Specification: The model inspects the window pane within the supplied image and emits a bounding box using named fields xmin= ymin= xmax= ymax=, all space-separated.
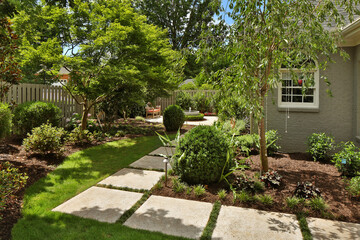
xmin=292 ymin=96 xmax=302 ymax=102
xmin=304 ymin=96 xmax=314 ymax=103
xmin=293 ymin=88 xmax=302 ymax=95
xmin=282 ymin=96 xmax=291 ymax=102
xmin=282 ymin=80 xmax=292 ymax=87
xmin=305 ymin=89 xmax=314 ymax=95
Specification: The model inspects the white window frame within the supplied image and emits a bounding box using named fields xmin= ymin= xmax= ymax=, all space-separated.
xmin=278 ymin=68 xmax=319 ymax=110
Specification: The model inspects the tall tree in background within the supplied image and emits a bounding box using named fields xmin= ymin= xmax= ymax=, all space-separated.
xmin=0 ymin=0 xmax=21 ymax=101
xmin=200 ymin=0 xmax=360 ymax=172
xmin=14 ymin=0 xmax=183 ymax=130
xmin=134 ymin=0 xmax=221 ymax=79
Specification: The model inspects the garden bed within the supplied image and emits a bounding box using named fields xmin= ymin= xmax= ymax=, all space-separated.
xmin=0 ymin=119 xmax=193 ymax=240
xmin=152 ymin=152 xmax=360 ymax=224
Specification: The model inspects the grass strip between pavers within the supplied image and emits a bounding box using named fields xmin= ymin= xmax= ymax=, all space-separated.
xmin=11 ymin=135 xmax=190 ymax=240
xmin=200 ymin=200 xmax=222 ymax=240
xmin=117 ymin=191 xmax=151 ymax=224
xmin=128 ymin=166 xmax=165 ymax=172
xmin=96 ymin=184 xmax=147 ymax=193
xmin=297 ymin=212 xmax=313 ymax=240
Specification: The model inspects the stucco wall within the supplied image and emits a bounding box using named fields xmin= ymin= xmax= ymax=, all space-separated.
xmin=266 ymin=47 xmax=355 ymax=152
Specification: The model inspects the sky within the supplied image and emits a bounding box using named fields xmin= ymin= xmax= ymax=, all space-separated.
xmin=221 ymin=0 xmax=234 ymax=25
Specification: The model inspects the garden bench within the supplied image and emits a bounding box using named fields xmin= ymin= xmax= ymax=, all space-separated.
xmin=146 ymin=105 xmax=161 ymax=118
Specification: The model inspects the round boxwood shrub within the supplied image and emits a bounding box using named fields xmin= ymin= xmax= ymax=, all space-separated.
xmin=171 ymin=125 xmax=231 ymax=184
xmin=13 ymin=101 xmax=62 ymax=134
xmin=0 ymin=103 xmax=12 ymax=139
xmin=184 ymin=113 xmax=204 ymax=121
xmin=163 ymin=105 xmax=185 ymax=132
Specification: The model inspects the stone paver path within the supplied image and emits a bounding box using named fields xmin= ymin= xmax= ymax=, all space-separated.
xmin=124 ymin=195 xmax=213 ymax=239
xmin=148 ymin=146 xmax=175 ymax=157
xmin=307 ymin=217 xmax=360 ymax=240
xmin=98 ymin=168 xmax=164 ymax=190
xmin=52 ymin=186 xmax=143 ymax=223
xmin=129 ymin=155 xmax=172 ymax=170
xmin=212 ymin=206 xmax=302 ymax=240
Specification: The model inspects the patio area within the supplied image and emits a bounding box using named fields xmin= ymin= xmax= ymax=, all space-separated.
xmin=145 ymin=116 xmax=218 ymax=126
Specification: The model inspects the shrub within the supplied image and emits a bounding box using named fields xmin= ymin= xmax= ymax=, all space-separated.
xmin=194 ymin=184 xmax=206 ymax=197
xmin=65 ymin=113 xmax=99 ymax=132
xmin=23 ymin=123 xmax=67 ymax=155
xmin=0 ymin=103 xmax=12 ymax=139
xmin=217 ymin=189 xmax=227 ymax=200
xmin=193 ymin=92 xmax=210 ymax=113
xmin=332 ymin=142 xmax=360 ymax=177
xmin=286 ymin=196 xmax=305 ymax=209
xmin=234 ymin=134 xmax=257 ymax=155
xmin=347 ymin=176 xmax=360 ymax=197
xmin=184 ymin=113 xmax=204 ymax=121
xmin=175 ymin=91 xmax=194 ymax=110
xmin=307 ymin=133 xmax=334 ymax=162
xmin=13 ymin=101 xmax=62 ymax=134
xmin=0 ymin=162 xmax=28 ymax=215
xmin=67 ymin=126 xmax=94 ymax=145
xmin=260 ymin=170 xmax=282 ymax=188
xmin=171 ymin=125 xmax=231 ymax=184
xmin=265 ymin=130 xmax=281 ymax=155
xmin=233 ymin=175 xmax=264 ymax=193
xmin=308 ymin=197 xmax=328 ymax=212
xmin=163 ymin=105 xmax=185 ymax=132
xmin=217 ymin=119 xmax=246 ymax=136
xmin=294 ymin=182 xmax=321 ymax=199
xmin=135 ymin=116 xmax=145 ymax=122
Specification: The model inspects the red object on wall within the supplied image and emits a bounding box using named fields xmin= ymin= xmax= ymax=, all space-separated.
xmin=298 ymin=79 xmax=303 ymax=86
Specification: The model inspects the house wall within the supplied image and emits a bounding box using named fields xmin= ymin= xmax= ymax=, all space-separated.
xmin=266 ymin=47 xmax=356 ymax=152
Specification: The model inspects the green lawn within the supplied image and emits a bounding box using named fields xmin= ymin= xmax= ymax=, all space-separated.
xmin=12 ymin=135 xmax=188 ymax=240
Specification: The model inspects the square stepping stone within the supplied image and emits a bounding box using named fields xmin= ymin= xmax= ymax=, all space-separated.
xmin=98 ymin=168 xmax=164 ymax=190
xmin=212 ymin=206 xmax=302 ymax=240
xmin=124 ymin=195 xmax=213 ymax=239
xmin=148 ymin=147 xmax=175 ymax=157
xmin=129 ymin=155 xmax=172 ymax=171
xmin=52 ymin=186 xmax=143 ymax=223
xmin=307 ymin=217 xmax=360 ymax=240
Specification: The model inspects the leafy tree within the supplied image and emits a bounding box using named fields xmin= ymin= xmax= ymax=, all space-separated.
xmin=200 ymin=0 xmax=360 ymax=172
xmin=0 ymin=0 xmax=21 ymax=101
xmin=14 ymin=0 xmax=183 ymax=130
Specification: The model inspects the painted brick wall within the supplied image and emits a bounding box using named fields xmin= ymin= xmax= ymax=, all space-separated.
xmin=266 ymin=47 xmax=355 ymax=152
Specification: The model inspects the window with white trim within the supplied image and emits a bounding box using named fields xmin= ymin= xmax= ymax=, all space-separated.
xmin=278 ymin=68 xmax=319 ymax=109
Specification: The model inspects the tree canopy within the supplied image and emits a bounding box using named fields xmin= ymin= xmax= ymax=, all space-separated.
xmin=200 ymin=0 xmax=360 ymax=172
xmin=14 ymin=0 xmax=183 ymax=129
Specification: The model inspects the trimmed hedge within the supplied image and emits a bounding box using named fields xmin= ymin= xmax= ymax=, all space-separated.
xmin=13 ymin=101 xmax=62 ymax=134
xmin=184 ymin=113 xmax=204 ymax=121
xmin=163 ymin=105 xmax=185 ymax=132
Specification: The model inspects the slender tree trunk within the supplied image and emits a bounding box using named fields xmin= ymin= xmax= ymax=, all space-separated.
xmin=258 ymin=96 xmax=268 ymax=173
xmin=81 ymin=100 xmax=89 ymax=131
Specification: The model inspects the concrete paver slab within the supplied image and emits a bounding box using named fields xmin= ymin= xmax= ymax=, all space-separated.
xmin=212 ymin=206 xmax=302 ymax=240
xmin=98 ymin=168 xmax=164 ymax=190
xmin=52 ymin=186 xmax=143 ymax=223
xmin=124 ymin=195 xmax=213 ymax=239
xmin=129 ymin=155 xmax=172 ymax=170
xmin=307 ymin=217 xmax=360 ymax=240
xmin=148 ymin=147 xmax=175 ymax=157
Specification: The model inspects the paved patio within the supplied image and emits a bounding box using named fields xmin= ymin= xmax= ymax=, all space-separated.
xmin=146 ymin=116 xmax=218 ymax=126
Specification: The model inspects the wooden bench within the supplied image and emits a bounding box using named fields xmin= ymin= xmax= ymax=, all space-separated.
xmin=146 ymin=105 xmax=161 ymax=118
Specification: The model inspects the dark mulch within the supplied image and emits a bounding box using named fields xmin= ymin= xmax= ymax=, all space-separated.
xmin=152 ymin=152 xmax=360 ymax=224
xmin=0 ymin=119 xmax=190 ymax=240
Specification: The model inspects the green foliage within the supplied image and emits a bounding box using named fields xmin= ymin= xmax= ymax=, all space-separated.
xmin=175 ymin=91 xmax=194 ymax=110
xmin=0 ymin=102 xmax=12 ymax=139
xmin=153 ymin=182 xmax=163 ymax=190
xmin=255 ymin=194 xmax=274 ymax=205
xmin=193 ymin=184 xmax=206 ymax=197
xmin=236 ymin=190 xmax=253 ymax=203
xmin=66 ymin=113 xmax=99 ymax=132
xmin=172 ymin=178 xmax=186 ymax=193
xmin=265 ymin=130 xmax=281 ymax=155
xmin=185 ymin=186 xmax=192 ymax=195
xmin=135 ymin=116 xmax=145 ymax=122
xmin=232 ymin=175 xmax=264 ymax=194
xmin=184 ymin=113 xmax=204 ymax=121
xmin=193 ymin=92 xmax=211 ymax=113
xmin=217 ymin=189 xmax=227 ymax=200
xmin=307 ymin=133 xmax=335 ymax=162
xmin=216 ymin=119 xmax=246 ymax=136
xmin=294 ymin=182 xmax=321 ymax=199
xmin=347 ymin=176 xmax=360 ymax=197
xmin=67 ymin=126 xmax=94 ymax=145
xmin=163 ymin=105 xmax=185 ymax=132
xmin=216 ymin=93 xmax=248 ymax=121
xmin=308 ymin=197 xmax=328 ymax=212
xmin=179 ymin=82 xmax=197 ymax=90
xmin=286 ymin=197 xmax=305 ymax=209
xmin=0 ymin=162 xmax=28 ymax=216
xmin=234 ymin=134 xmax=257 ymax=155
xmin=23 ymin=123 xmax=66 ymax=155
xmin=13 ymin=101 xmax=62 ymax=134
xmin=172 ymin=125 xmax=231 ymax=184
xmin=260 ymin=170 xmax=283 ymax=188
xmin=332 ymin=142 xmax=360 ymax=177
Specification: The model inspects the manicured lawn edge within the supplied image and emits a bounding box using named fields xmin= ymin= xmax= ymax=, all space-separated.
xmin=12 ymin=135 xmax=188 ymax=240
xmin=117 ymin=191 xmax=151 ymax=224
xmin=297 ymin=212 xmax=313 ymax=240
xmin=200 ymin=201 xmax=221 ymax=240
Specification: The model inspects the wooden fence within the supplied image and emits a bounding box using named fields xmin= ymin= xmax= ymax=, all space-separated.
xmin=154 ymin=90 xmax=218 ymax=111
xmin=2 ymin=83 xmax=92 ymax=127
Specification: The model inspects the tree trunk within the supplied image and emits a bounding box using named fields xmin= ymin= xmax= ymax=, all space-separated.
xmin=81 ymin=102 xmax=89 ymax=131
xmin=258 ymin=96 xmax=268 ymax=173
